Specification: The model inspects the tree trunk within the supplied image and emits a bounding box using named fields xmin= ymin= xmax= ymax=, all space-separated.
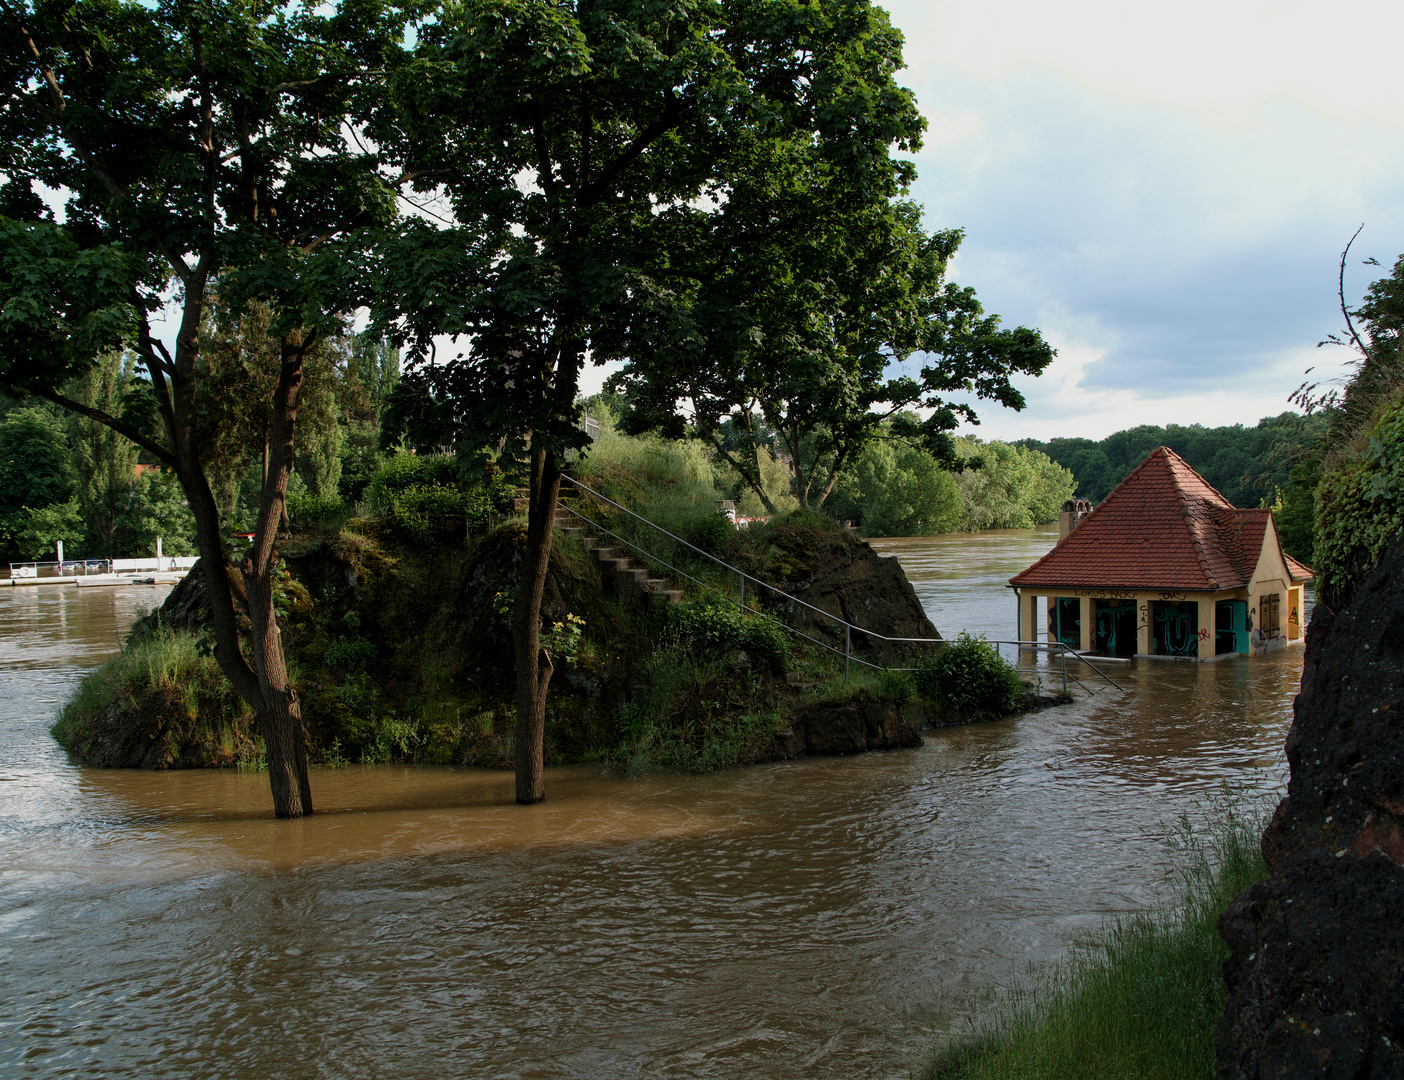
xmin=154 ymin=310 xmax=314 ymax=819
xmin=237 ymin=333 xmax=314 ymax=817
xmin=512 ymin=449 xmax=561 ymax=804
xmin=707 ymin=432 xmax=779 ymax=516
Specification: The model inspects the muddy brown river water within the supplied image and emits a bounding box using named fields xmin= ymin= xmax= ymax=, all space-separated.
xmin=0 ymin=527 xmax=1302 ymax=1079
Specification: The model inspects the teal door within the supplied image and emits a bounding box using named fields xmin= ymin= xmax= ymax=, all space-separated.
xmin=1153 ymin=601 xmax=1198 ymax=657
xmin=1216 ymin=600 xmax=1248 ymax=655
xmin=1052 ymin=598 xmax=1080 ymax=650
xmin=1094 ymin=599 xmax=1137 ymax=657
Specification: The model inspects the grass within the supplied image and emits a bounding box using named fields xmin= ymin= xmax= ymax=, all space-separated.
xmin=52 ymin=627 xmax=216 ymax=747
xmin=921 ymin=799 xmax=1270 ymax=1080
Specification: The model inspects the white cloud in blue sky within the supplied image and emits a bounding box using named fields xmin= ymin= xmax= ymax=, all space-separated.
xmin=882 ymin=0 xmax=1404 ymax=441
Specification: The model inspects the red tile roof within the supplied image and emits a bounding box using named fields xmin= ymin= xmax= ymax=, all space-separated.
xmin=1009 ymin=446 xmax=1313 ymax=591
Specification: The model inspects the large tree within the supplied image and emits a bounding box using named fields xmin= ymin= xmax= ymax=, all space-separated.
xmin=0 ymin=0 xmax=407 ymax=817
xmin=608 ymin=149 xmax=1055 ymax=513
xmin=373 ymin=0 xmax=925 ymax=803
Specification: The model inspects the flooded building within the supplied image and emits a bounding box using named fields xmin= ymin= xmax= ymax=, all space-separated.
xmin=1008 ymin=446 xmax=1312 ymax=659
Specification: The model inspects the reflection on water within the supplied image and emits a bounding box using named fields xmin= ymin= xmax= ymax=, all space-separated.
xmin=0 ymin=540 xmax=1299 ymax=1079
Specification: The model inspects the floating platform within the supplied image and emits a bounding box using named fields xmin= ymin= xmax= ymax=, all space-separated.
xmin=2 ymin=572 xmax=187 ymax=588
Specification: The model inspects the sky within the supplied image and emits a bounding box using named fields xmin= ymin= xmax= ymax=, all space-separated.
xmin=126 ymin=0 xmax=1404 ymax=446
xmin=869 ymin=0 xmax=1404 ymax=441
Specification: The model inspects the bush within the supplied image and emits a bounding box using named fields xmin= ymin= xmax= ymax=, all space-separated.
xmin=612 ymin=650 xmax=782 ymax=774
xmin=686 ymin=509 xmax=734 ymax=554
xmin=324 ymin=635 xmax=378 ymax=673
xmin=1313 ymin=399 xmax=1404 ymax=605
xmin=287 ymin=492 xmax=350 ymax=531
xmin=367 ymin=452 xmax=511 ymax=541
xmin=666 ymin=599 xmax=790 ymax=672
xmin=914 ymin=632 xmax=1024 ymax=716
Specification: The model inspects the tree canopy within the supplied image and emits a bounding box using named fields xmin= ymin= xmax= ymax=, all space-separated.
xmin=373 ymin=0 xmax=933 ymax=803
xmin=0 ymin=0 xmax=413 ymax=817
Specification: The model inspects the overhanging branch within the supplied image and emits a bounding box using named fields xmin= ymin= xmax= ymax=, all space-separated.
xmin=33 ymin=387 xmax=176 ymax=467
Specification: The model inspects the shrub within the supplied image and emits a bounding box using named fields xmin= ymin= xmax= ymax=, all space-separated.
xmin=287 ymin=492 xmax=351 ymax=531
xmin=666 ymin=599 xmax=790 ymax=672
xmin=367 ymin=452 xmax=512 ymax=541
xmin=913 ymin=632 xmax=1024 ymax=716
xmin=686 ymin=509 xmax=734 ymax=555
xmin=324 ymin=635 xmax=378 ymax=673
xmin=1313 ymin=399 xmax=1404 ymax=605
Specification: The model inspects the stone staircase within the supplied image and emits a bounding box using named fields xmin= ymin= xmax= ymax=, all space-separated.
xmin=556 ymin=499 xmax=683 ymax=608
xmin=512 ymin=489 xmax=683 ymax=609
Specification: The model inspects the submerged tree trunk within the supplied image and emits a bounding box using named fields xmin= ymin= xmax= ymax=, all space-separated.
xmin=152 ymin=307 xmax=315 ymax=818
xmin=512 ymin=449 xmax=561 ymax=804
xmin=238 ymin=333 xmax=314 ymax=816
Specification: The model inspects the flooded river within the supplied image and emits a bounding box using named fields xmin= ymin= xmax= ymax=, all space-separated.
xmin=0 ymin=530 xmax=1301 ymax=1079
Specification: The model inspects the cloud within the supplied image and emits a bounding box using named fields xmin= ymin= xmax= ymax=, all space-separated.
xmin=889 ymin=61 xmax=1404 ymax=441
xmin=886 ymin=0 xmax=1404 ymax=133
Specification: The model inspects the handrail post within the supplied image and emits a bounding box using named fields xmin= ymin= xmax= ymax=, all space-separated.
xmin=739 ymin=573 xmax=744 ymax=611
xmin=845 ymin=624 xmax=851 ymax=681
xmin=1062 ymin=647 xmax=1068 ymax=695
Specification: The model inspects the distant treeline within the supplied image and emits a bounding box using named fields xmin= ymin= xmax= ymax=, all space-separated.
xmin=1017 ymin=413 xmax=1327 ymax=509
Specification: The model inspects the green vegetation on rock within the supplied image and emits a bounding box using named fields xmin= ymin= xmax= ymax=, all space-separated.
xmin=913 ymin=633 xmax=1025 ymax=719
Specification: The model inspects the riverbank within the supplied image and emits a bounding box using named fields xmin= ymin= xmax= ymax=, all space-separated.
xmin=922 ymin=801 xmax=1270 ymax=1080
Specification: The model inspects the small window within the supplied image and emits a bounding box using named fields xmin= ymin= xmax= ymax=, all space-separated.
xmin=1260 ymin=593 xmax=1281 ymax=639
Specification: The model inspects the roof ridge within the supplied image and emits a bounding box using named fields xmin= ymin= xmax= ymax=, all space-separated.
xmin=1167 ymin=450 xmax=1224 ymax=589
xmin=1158 ymin=445 xmax=1237 ymax=509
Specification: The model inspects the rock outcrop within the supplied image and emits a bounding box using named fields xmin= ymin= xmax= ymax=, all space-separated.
xmin=773 ymin=699 xmax=925 ymax=757
xmin=743 ymin=518 xmax=938 ymax=664
xmin=1217 ymin=538 xmax=1404 ymax=1078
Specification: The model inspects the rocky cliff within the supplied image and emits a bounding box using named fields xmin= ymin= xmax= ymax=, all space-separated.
xmin=731 ymin=514 xmax=939 ymax=664
xmin=1217 ymin=538 xmax=1404 ymax=1078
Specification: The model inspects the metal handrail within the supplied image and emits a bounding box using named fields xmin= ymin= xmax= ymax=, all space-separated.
xmin=559 ymin=476 xmax=1124 ymax=692
xmin=560 ymin=500 xmax=888 ymax=673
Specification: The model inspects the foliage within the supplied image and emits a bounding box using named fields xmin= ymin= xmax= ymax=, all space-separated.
xmin=572 ymin=424 xmax=741 ymax=566
xmin=610 ymin=167 xmax=1055 ymax=513
xmin=830 ymin=436 xmax=964 ymax=535
xmin=0 ymin=0 xmax=414 ymax=815
xmin=613 ymin=651 xmax=782 ymax=775
xmin=1021 ymin=413 xmax=1324 ymax=509
xmin=1312 ymin=400 xmax=1404 ymax=605
xmin=922 ymin=802 xmax=1270 ymax=1080
xmin=1273 ymin=243 xmax=1404 ymax=581
xmin=541 ymin=613 xmax=586 ymax=665
xmin=914 ymin=633 xmax=1024 ymax=717
xmin=666 ymin=599 xmax=791 ymax=673
xmin=324 ymin=635 xmax=379 ymax=673
xmin=17 ymin=497 xmax=82 ymax=560
xmin=198 ymin=300 xmax=354 ymax=519
xmin=952 ymin=438 xmax=1076 ymax=531
xmin=51 ymin=626 xmax=251 ymax=761
xmin=367 ymin=452 xmax=512 ymax=541
xmin=0 ymin=405 xmax=74 ymax=557
xmin=287 ymin=492 xmax=352 ymax=532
